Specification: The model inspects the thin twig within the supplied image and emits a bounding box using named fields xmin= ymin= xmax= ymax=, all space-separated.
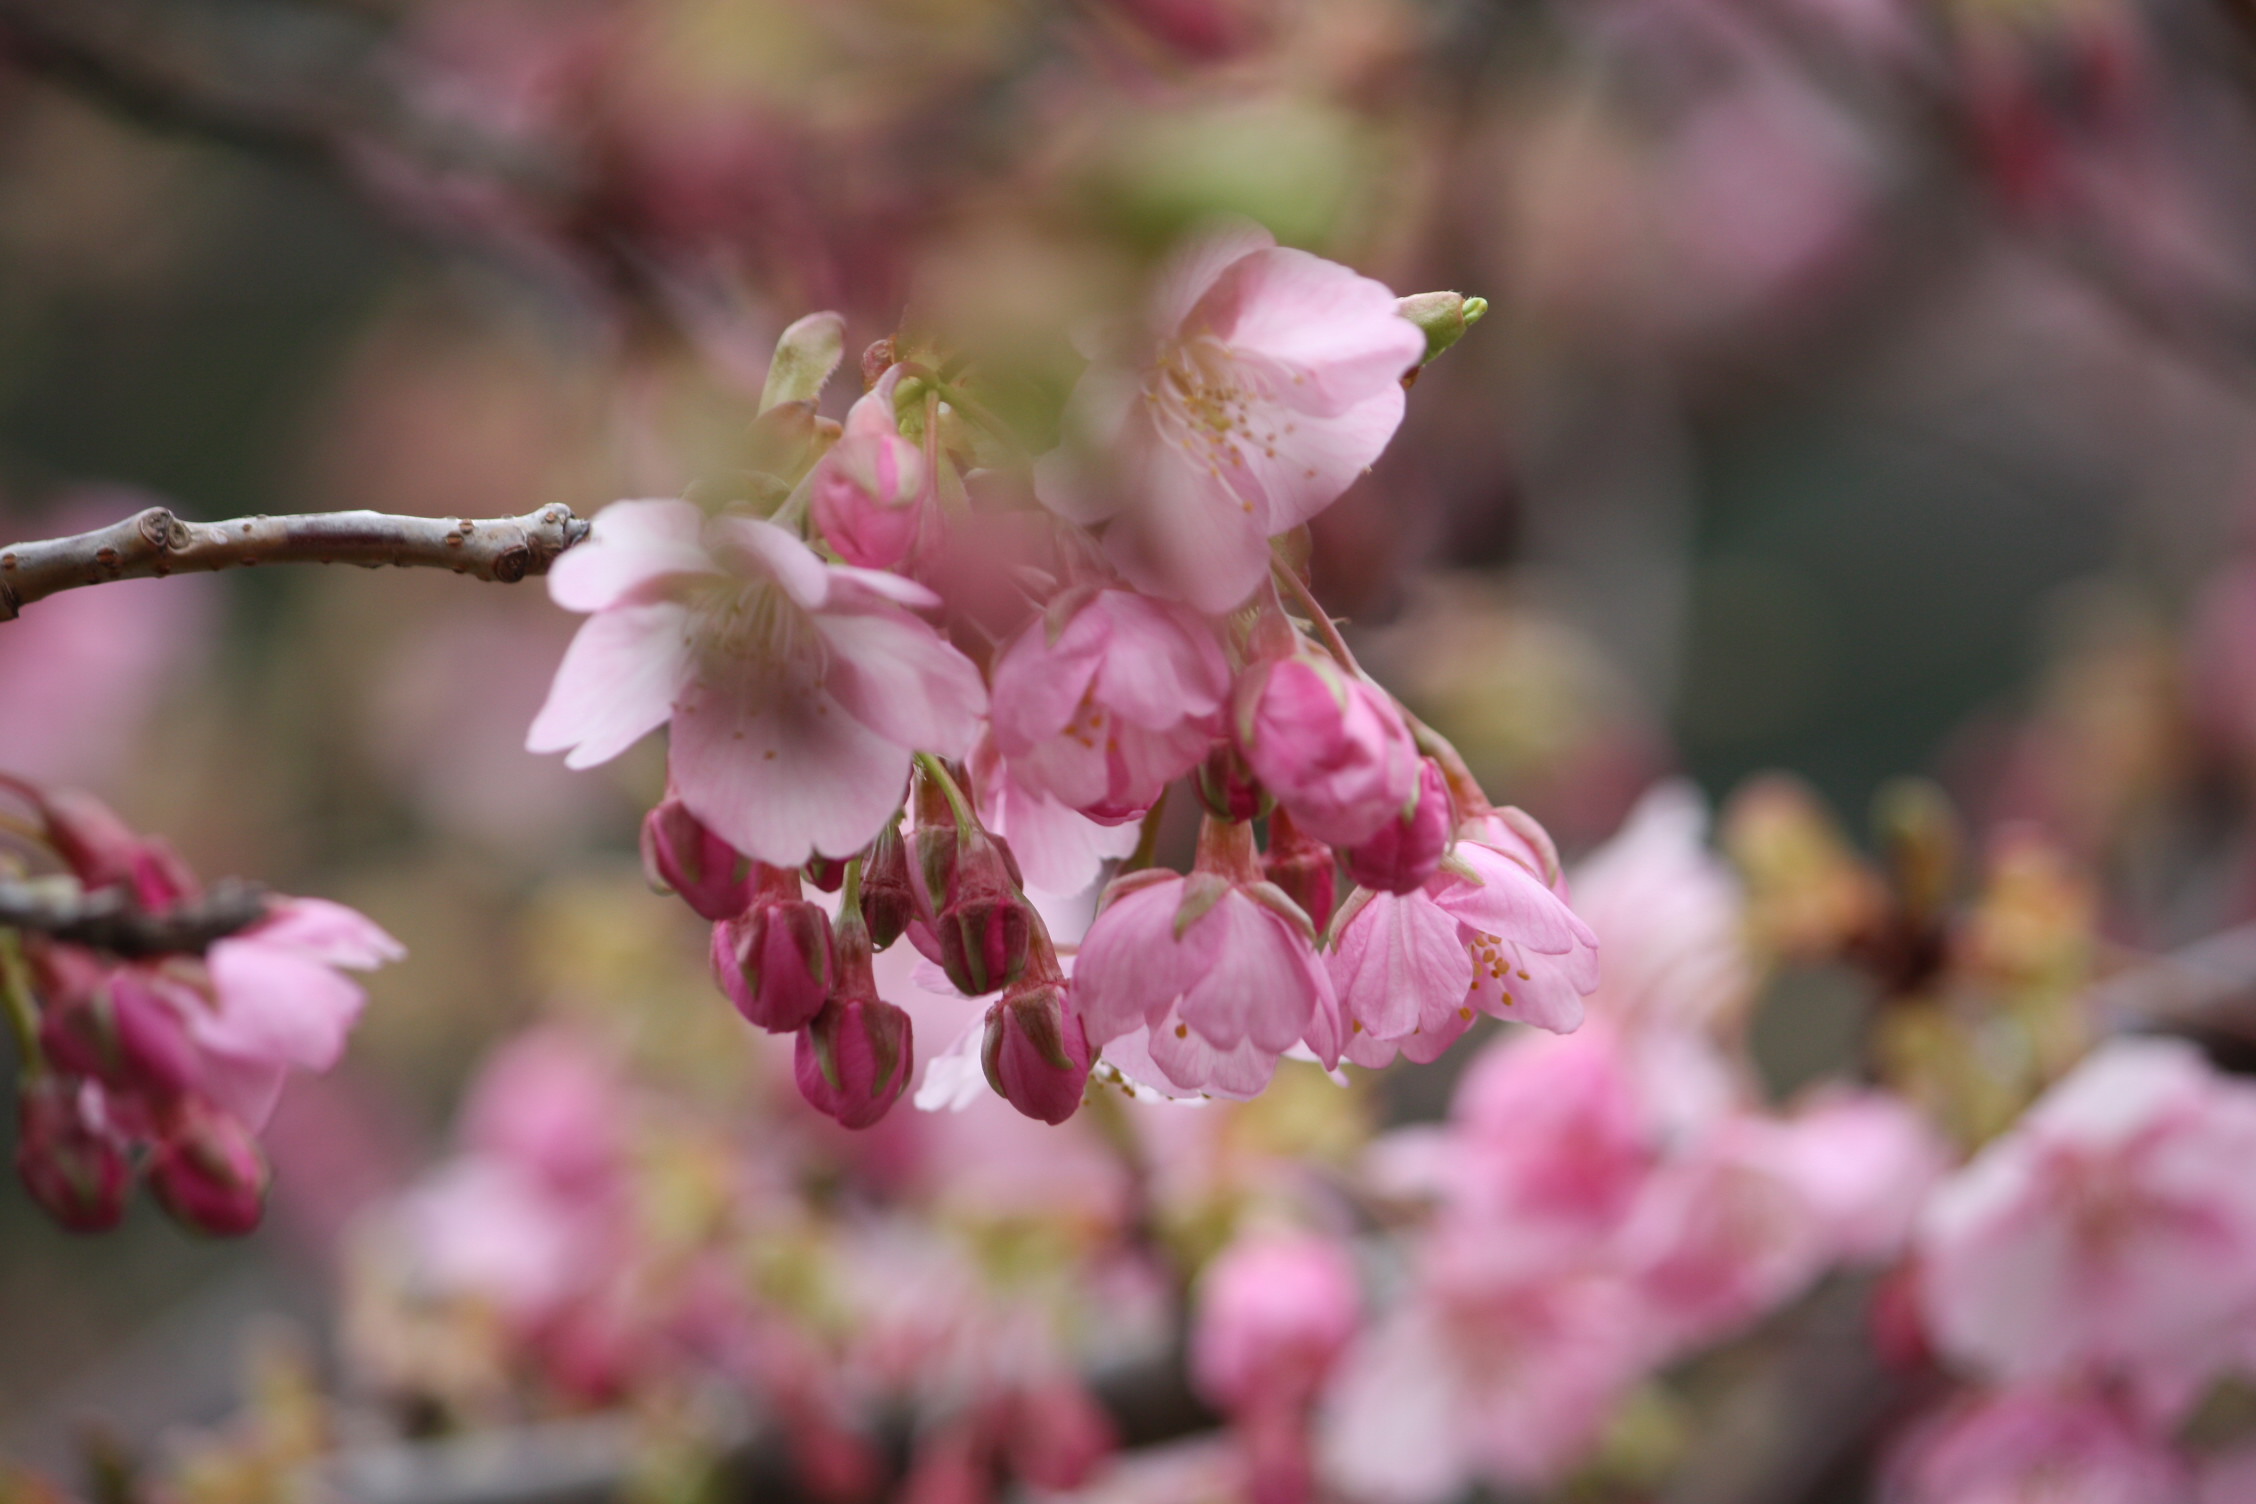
xmin=0 ymin=504 xmax=591 ymax=619
xmin=0 ymin=877 xmax=270 ymax=957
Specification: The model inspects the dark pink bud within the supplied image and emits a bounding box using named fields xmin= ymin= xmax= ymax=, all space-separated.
xmin=794 ymin=991 xmax=913 ymax=1132
xmin=935 ymin=832 xmax=1032 ymax=997
xmin=860 ymin=823 xmax=915 ymax=951
xmin=1263 ymin=808 xmax=1338 ymax=932
xmin=641 ymin=797 xmax=755 ymax=921
xmin=147 ymin=1102 xmax=270 ymax=1237
xmin=1197 ymin=743 xmax=1271 ymax=823
xmin=15 ymin=1076 xmax=130 ymax=1233
xmin=711 ymin=866 xmax=835 ymax=1033
xmin=39 ymin=971 xmax=200 ymax=1102
xmin=803 ymin=854 xmax=848 ymax=893
xmin=1343 ymin=758 xmax=1452 ymax=895
xmin=981 ymin=981 xmax=1092 ymax=1125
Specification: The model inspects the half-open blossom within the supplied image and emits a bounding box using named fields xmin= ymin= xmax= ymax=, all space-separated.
xmin=812 ymin=367 xmax=931 ymax=570
xmin=1345 ymin=757 xmax=1451 ymax=895
xmin=1917 ymin=1036 xmax=2256 ymax=1419
xmin=1076 ymin=819 xmax=1338 ymax=1098
xmin=1236 ymin=651 xmax=1418 ymax=848
xmin=988 ymin=585 xmax=1229 ymax=823
xmin=1037 ymin=223 xmax=1426 ymax=612
xmin=528 ymin=500 xmax=986 ymax=866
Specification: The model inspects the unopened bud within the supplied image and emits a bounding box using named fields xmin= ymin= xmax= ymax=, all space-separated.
xmin=936 ymin=831 xmax=1033 ymax=997
xmin=813 ymin=372 xmax=928 ymax=571
xmin=711 ymin=866 xmax=836 ymax=1033
xmin=860 ymin=824 xmax=915 ymax=950
xmin=759 ymin=311 xmax=846 ymax=414
xmin=1395 ymin=291 xmax=1487 ymax=366
xmin=1263 ymin=808 xmax=1338 ymax=932
xmin=39 ymin=971 xmax=200 ymax=1103
xmin=794 ymin=992 xmax=913 ymax=1131
xmin=16 ymin=1076 xmax=129 ymax=1233
xmin=804 ymin=854 xmax=848 ymax=893
xmin=641 ymin=797 xmax=755 ymax=922
xmin=1198 ymin=743 xmax=1271 ymax=823
xmin=39 ymin=788 xmax=193 ymax=906
xmin=981 ymin=980 xmax=1092 ymax=1125
xmin=1343 ymin=758 xmax=1451 ymax=895
xmin=147 ymin=1102 xmax=269 ymax=1237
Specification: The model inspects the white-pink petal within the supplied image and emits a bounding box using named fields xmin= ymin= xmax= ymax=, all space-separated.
xmin=526 ymin=600 xmax=692 ymax=768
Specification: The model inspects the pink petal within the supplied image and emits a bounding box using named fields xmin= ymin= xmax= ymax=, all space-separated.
xmin=1331 ymin=891 xmax=1473 ymax=1043
xmin=989 ymin=605 xmax=1111 ymax=754
xmin=249 ymin=897 xmax=404 ymax=969
xmin=547 ymin=499 xmax=714 ymax=613
xmin=670 ymin=677 xmax=911 ymax=867
xmin=1088 ymin=592 xmax=1231 ymax=728
xmin=704 ymin=515 xmax=833 ymax=609
xmin=816 ymin=607 xmax=987 ymax=759
xmin=1147 ymin=1005 xmax=1281 ymax=1097
xmin=1176 ymin=892 xmax=1327 ymax=1054
xmin=1075 ymin=878 xmax=1213 ymax=1045
xmin=1153 ymin=218 xmax=1277 ymax=336
xmin=1203 ymin=247 xmax=1424 ymax=415
xmin=1100 ymin=429 xmax=1276 ymax=613
xmin=526 ymin=601 xmax=692 ymax=768
xmin=1228 ymin=383 xmax=1409 ymax=535
xmin=1432 ymin=843 xmax=1593 ymax=955
xmin=199 ymin=937 xmax=370 ymax=1073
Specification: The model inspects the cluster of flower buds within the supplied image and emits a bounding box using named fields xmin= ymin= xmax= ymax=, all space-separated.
xmin=539 ymin=223 xmax=1598 ymax=1126
xmin=0 ymin=777 xmax=400 ymax=1233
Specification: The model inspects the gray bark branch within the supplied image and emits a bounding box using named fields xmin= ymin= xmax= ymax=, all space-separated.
xmin=0 ymin=505 xmax=591 ymax=619
xmin=0 ymin=877 xmax=269 ymax=957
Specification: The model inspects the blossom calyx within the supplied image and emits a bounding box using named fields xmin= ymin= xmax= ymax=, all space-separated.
xmin=641 ymin=795 xmax=755 ymax=922
xmin=39 ymin=971 xmax=200 ymax=1103
xmin=15 ymin=1076 xmax=129 ymax=1233
xmin=1395 ymin=291 xmax=1488 ymax=367
xmin=711 ymin=865 xmax=836 ymax=1033
xmin=147 ymin=1102 xmax=270 ymax=1237
xmin=793 ymin=921 xmax=913 ymax=1130
xmin=981 ymin=978 xmax=1093 ymax=1125
xmin=930 ymin=827 xmax=1034 ymax=997
xmin=1197 ymin=743 xmax=1271 ymax=823
xmin=1343 ymin=757 xmax=1452 ymax=895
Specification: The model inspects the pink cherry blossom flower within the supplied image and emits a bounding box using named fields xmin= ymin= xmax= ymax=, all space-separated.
xmin=1037 ymin=223 xmax=1426 ymax=612
xmin=1882 ymin=1389 xmax=2192 ymax=1504
xmin=988 ymin=585 xmax=1230 ymax=824
xmin=1916 ymin=1036 xmax=2256 ymax=1420
xmin=1075 ymin=819 xmax=1338 ymax=1098
xmin=812 ymin=366 xmax=933 ymax=571
xmin=1191 ymin=1230 xmax=1362 ymax=1414
xmin=528 ymin=499 xmax=986 ymax=866
xmin=1235 ymin=650 xmax=1418 ymax=848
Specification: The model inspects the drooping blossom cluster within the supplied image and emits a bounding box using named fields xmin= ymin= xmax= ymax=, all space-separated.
xmin=0 ymin=778 xmax=401 ymax=1235
xmin=1182 ymin=788 xmax=1945 ymax=1501
xmin=529 ymin=224 xmax=1599 ymax=1129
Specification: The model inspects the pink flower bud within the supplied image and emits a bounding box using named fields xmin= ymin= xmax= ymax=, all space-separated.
xmin=804 ymin=854 xmax=848 ymax=893
xmin=15 ymin=1076 xmax=130 ymax=1233
xmin=1197 ymin=743 xmax=1271 ymax=822
xmin=1234 ymin=653 xmax=1417 ymax=848
xmin=981 ymin=980 xmax=1093 ymax=1125
xmin=37 ymin=787 xmax=198 ymax=907
xmin=38 ymin=970 xmax=199 ymax=1103
xmin=1343 ymin=757 xmax=1451 ymax=895
xmin=860 ymin=823 xmax=914 ymax=951
xmin=813 ymin=376 xmax=929 ymax=570
xmin=1190 ymin=1231 xmax=1361 ymax=1413
xmin=934 ymin=831 xmax=1032 ymax=997
xmin=641 ymin=796 xmax=754 ymax=921
xmin=147 ymin=1102 xmax=270 ymax=1236
xmin=1262 ymin=809 xmax=1337 ymax=932
xmin=712 ymin=866 xmax=836 ymax=1033
xmin=794 ymin=979 xmax=914 ymax=1132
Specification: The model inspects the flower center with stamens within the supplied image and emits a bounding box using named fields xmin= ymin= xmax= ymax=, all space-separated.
xmin=686 ymin=579 xmax=828 ymax=701
xmin=1148 ymin=335 xmax=1261 ymax=503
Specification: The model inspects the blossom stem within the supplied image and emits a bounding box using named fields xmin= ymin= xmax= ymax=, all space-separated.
xmin=1403 ymin=710 xmax=1490 ymax=819
xmin=1269 ymin=561 xmax=1362 ymax=676
xmin=1120 ymin=789 xmax=1171 ymax=876
xmin=913 ymin=753 xmax=980 ymax=840
xmin=0 ymin=928 xmax=42 ymax=1074
xmin=841 ymin=854 xmax=864 ymax=917
xmin=0 ymin=505 xmax=592 ymax=620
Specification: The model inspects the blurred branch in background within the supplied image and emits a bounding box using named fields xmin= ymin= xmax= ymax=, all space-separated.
xmin=0 ymin=877 xmax=266 ymax=958
xmin=0 ymin=505 xmax=591 ymax=619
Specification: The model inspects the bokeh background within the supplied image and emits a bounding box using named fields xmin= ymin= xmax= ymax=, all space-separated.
xmin=7 ymin=0 xmax=2256 ymax=1495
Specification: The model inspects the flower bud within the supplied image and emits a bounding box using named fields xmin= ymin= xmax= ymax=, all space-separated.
xmin=1262 ymin=808 xmax=1337 ymax=932
xmin=712 ymin=866 xmax=836 ymax=1033
xmin=641 ymin=796 xmax=755 ymax=921
xmin=147 ymin=1102 xmax=269 ymax=1237
xmin=1343 ymin=758 xmax=1451 ymax=895
xmin=860 ymin=823 xmax=915 ymax=950
xmin=804 ymin=854 xmax=849 ymax=893
xmin=39 ymin=971 xmax=199 ymax=1103
xmin=936 ymin=831 xmax=1033 ymax=997
xmin=981 ymin=980 xmax=1093 ymax=1125
xmin=15 ymin=1076 xmax=129 ymax=1233
xmin=1395 ymin=291 xmax=1487 ymax=366
xmin=1197 ymin=743 xmax=1271 ymax=822
xmin=1234 ymin=652 xmax=1418 ymax=848
xmin=793 ymin=925 xmax=913 ymax=1130
xmin=37 ymin=788 xmax=196 ymax=907
xmin=813 ymin=375 xmax=928 ymax=570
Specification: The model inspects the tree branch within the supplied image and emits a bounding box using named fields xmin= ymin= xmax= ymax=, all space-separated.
xmin=0 ymin=504 xmax=591 ymax=619
xmin=0 ymin=877 xmax=269 ymax=957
